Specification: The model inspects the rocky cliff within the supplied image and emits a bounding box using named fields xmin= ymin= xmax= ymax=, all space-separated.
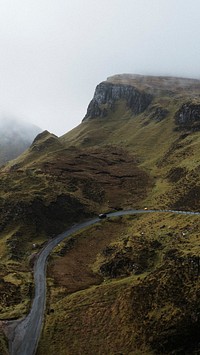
xmin=83 ymin=75 xmax=200 ymax=130
xmin=175 ymin=102 xmax=200 ymax=131
xmin=83 ymin=81 xmax=153 ymax=120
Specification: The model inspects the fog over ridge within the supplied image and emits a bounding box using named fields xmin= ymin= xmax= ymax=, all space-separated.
xmin=0 ymin=115 xmax=41 ymax=141
xmin=0 ymin=0 xmax=199 ymax=135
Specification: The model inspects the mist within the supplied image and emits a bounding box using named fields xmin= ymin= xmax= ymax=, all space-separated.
xmin=0 ymin=0 xmax=199 ymax=136
xmin=0 ymin=115 xmax=41 ymax=141
xmin=0 ymin=115 xmax=42 ymax=165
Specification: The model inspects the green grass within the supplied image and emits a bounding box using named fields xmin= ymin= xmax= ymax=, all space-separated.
xmin=0 ymin=333 xmax=8 ymax=355
xmin=37 ymin=212 xmax=200 ymax=354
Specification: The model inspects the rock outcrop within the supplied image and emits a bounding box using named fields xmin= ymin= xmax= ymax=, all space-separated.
xmin=175 ymin=102 xmax=200 ymax=130
xmin=83 ymin=82 xmax=153 ymax=120
xmin=30 ymin=130 xmax=60 ymax=152
xmin=147 ymin=105 xmax=169 ymax=122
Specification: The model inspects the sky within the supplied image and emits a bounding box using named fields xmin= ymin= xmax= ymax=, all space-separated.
xmin=0 ymin=0 xmax=200 ymax=136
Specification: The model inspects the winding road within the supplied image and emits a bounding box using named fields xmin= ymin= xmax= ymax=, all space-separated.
xmin=8 ymin=209 xmax=200 ymax=355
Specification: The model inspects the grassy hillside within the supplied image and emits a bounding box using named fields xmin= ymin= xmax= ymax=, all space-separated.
xmin=38 ymin=212 xmax=200 ymax=354
xmin=1 ymin=74 xmax=200 ymax=354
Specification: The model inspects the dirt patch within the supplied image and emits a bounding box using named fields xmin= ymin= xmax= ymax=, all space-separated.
xmin=49 ymin=221 xmax=127 ymax=295
xmin=40 ymin=146 xmax=153 ymax=209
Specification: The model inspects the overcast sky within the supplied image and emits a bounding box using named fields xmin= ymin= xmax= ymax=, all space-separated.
xmin=0 ymin=0 xmax=200 ymax=136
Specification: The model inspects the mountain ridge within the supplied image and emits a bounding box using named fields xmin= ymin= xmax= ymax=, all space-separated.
xmin=107 ymin=73 xmax=200 ymax=90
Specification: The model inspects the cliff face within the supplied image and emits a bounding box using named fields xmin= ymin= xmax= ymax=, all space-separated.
xmin=83 ymin=82 xmax=153 ymax=120
xmin=175 ymin=102 xmax=200 ymax=131
xmin=83 ymin=76 xmax=200 ymax=135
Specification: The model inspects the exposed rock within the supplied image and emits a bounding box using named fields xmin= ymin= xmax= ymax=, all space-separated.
xmin=100 ymin=254 xmax=140 ymax=278
xmin=167 ymin=167 xmax=187 ymax=183
xmin=30 ymin=130 xmax=60 ymax=152
xmin=99 ymin=236 xmax=157 ymax=279
xmin=147 ymin=105 xmax=169 ymax=122
xmin=175 ymin=102 xmax=200 ymax=131
xmin=83 ymin=82 xmax=153 ymax=120
xmin=32 ymin=130 xmax=57 ymax=144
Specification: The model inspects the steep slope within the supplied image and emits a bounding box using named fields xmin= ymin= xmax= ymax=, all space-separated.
xmin=0 ymin=129 xmax=153 ymax=260
xmin=62 ymin=74 xmax=200 ymax=211
xmin=0 ymin=125 xmax=153 ymax=324
xmin=1 ymin=74 xmax=200 ymax=354
xmin=0 ymin=117 xmax=41 ymax=166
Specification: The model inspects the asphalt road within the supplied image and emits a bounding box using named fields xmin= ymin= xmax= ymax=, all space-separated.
xmin=9 ymin=209 xmax=200 ymax=355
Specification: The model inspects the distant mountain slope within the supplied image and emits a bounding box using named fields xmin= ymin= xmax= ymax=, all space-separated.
xmin=0 ymin=117 xmax=41 ymax=165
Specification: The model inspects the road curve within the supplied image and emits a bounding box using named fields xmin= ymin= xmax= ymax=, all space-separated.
xmin=9 ymin=209 xmax=200 ymax=355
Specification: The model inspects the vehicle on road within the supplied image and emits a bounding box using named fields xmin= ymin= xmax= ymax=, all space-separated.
xmin=10 ymin=208 xmax=199 ymax=355
xmin=99 ymin=213 xmax=107 ymax=219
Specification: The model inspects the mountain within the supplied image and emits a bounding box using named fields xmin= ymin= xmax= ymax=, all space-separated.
xmin=0 ymin=117 xmax=42 ymax=166
xmin=1 ymin=74 xmax=200 ymax=354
